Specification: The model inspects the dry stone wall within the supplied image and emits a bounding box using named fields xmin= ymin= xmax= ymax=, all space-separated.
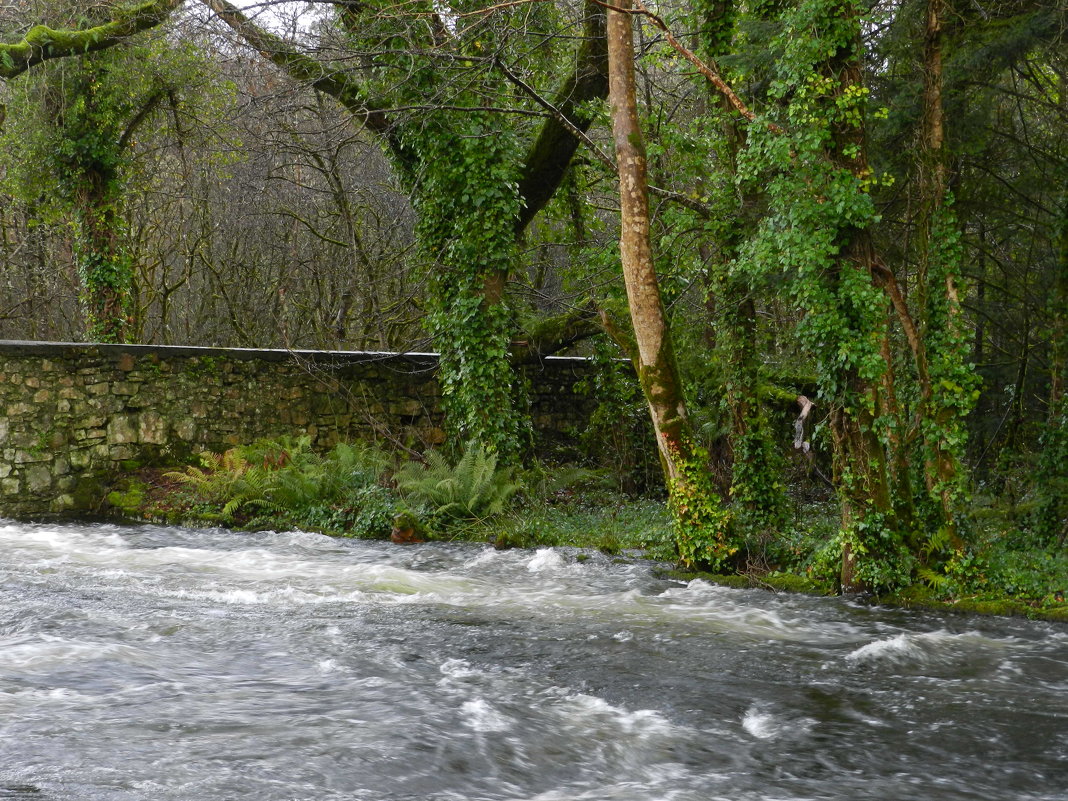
xmin=0 ymin=341 xmax=595 ymax=517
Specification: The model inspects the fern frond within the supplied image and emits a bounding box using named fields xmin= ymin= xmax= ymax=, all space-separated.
xmin=917 ymin=567 xmax=949 ymax=589
xmin=394 ymin=442 xmax=516 ymax=523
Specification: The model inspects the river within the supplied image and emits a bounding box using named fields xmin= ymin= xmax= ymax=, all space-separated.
xmin=0 ymin=521 xmax=1065 ymax=800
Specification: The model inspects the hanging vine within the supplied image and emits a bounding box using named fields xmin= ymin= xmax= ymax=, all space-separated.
xmin=736 ymin=0 xmax=910 ymax=589
xmin=410 ymin=118 xmax=526 ymax=457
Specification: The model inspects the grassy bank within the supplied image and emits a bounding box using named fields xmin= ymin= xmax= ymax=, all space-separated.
xmin=104 ymin=437 xmax=1068 ymax=622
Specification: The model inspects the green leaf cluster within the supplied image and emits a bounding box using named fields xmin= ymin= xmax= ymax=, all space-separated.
xmin=394 ymin=439 xmax=518 ymax=526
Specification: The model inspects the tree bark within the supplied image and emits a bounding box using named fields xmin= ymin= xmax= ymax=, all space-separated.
xmin=607 ymin=0 xmax=691 ymax=481
xmin=515 ymin=0 xmax=609 ymax=234
xmin=606 ymin=0 xmax=732 ymax=567
xmin=823 ymin=9 xmax=896 ymax=592
xmin=0 ymin=0 xmax=182 ymax=79
xmin=914 ymin=0 xmax=966 ymax=544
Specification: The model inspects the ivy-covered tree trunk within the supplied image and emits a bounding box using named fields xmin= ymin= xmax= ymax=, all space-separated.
xmin=768 ymin=0 xmax=901 ymax=591
xmin=3 ymin=48 xmax=147 ymax=344
xmin=200 ymin=0 xmax=610 ymax=462
xmin=909 ymin=0 xmax=974 ymax=546
xmin=836 ymin=25 xmax=911 ymax=591
xmin=695 ymin=0 xmax=787 ymax=534
xmin=607 ymin=0 xmax=733 ymax=568
xmin=411 ymin=119 xmax=525 ymax=458
xmin=73 ymin=175 xmax=133 ymax=343
xmin=1034 ymin=187 xmax=1068 ymax=543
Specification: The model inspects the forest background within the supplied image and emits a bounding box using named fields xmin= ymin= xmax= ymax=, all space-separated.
xmin=0 ymin=0 xmax=1065 ymax=607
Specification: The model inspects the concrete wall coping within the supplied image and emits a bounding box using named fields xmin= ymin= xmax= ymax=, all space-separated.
xmin=0 ymin=341 xmax=593 ymax=368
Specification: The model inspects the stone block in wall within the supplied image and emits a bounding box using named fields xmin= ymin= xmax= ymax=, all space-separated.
xmin=25 ymin=466 xmax=53 ymax=494
xmin=139 ymin=412 xmax=166 ymax=445
xmin=112 ymin=382 xmax=139 ymax=396
xmin=109 ymin=445 xmax=138 ymax=460
xmin=175 ymin=419 xmax=197 ymax=441
xmin=51 ymin=495 xmax=76 ymax=512
xmin=107 ymin=416 xmax=139 ymax=445
xmin=11 ymin=432 xmax=37 ymax=449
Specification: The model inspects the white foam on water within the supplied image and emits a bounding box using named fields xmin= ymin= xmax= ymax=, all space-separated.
xmin=846 ymin=633 xmax=923 ymax=664
xmin=159 ymin=586 xmax=321 ymax=606
xmin=0 ymin=686 xmax=101 ymax=713
xmin=654 ymin=581 xmax=861 ymax=644
xmin=438 ymin=658 xmax=481 ymax=682
xmin=460 ymin=697 xmax=513 ymax=732
xmin=317 ymin=659 xmax=340 ymax=674
xmin=844 ymin=629 xmax=1015 ymax=668
xmin=527 ymin=547 xmax=566 ymax=572
xmin=741 ymin=704 xmax=815 ymax=740
xmin=0 ymin=524 xmax=131 ymax=571
xmin=0 ymin=635 xmax=152 ymax=672
xmin=555 ymin=693 xmax=677 ymax=740
xmin=463 ymin=547 xmax=501 ymax=568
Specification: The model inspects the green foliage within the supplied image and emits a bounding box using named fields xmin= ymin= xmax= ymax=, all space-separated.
xmin=731 ymin=0 xmax=909 ymax=584
xmin=335 ymin=0 xmax=594 ymax=460
xmin=665 ymin=438 xmax=737 ymax=570
xmin=492 ymin=491 xmax=674 ymax=557
xmin=1032 ymin=396 xmax=1068 ymax=544
xmin=165 ymin=437 xmax=392 ymax=528
xmin=291 ymin=484 xmax=397 ymax=540
xmin=1 ymin=23 xmax=224 ymax=342
xmin=412 ymin=118 xmax=527 ymax=459
xmin=394 ymin=440 xmax=518 ymax=525
xmin=572 ymin=336 xmax=660 ymax=492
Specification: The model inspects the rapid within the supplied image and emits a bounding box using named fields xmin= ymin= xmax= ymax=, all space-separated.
xmin=0 ymin=521 xmax=1065 ymax=800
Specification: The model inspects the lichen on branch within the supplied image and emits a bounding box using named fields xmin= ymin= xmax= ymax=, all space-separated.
xmin=0 ymin=0 xmax=183 ymax=79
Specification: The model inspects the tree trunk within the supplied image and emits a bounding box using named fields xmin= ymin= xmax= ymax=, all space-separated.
xmin=73 ymin=170 xmax=132 ymax=344
xmin=607 ymin=0 xmax=733 ymax=567
xmin=823 ymin=7 xmax=897 ymax=592
xmin=607 ymin=0 xmax=689 ymax=481
xmin=914 ymin=0 xmax=967 ymax=544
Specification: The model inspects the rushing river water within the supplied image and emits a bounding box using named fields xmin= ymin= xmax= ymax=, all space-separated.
xmin=0 ymin=521 xmax=1065 ymax=801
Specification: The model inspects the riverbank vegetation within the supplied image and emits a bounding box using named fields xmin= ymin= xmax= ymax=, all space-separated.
xmin=2 ymin=1 xmax=1066 ymax=611
xmin=104 ymin=435 xmax=1067 ymax=620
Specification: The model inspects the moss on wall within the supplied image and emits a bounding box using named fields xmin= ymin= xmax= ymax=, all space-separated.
xmin=0 ymin=342 xmax=595 ymax=516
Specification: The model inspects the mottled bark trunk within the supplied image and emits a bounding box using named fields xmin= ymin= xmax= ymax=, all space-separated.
xmin=1051 ymin=191 xmax=1068 ymax=410
xmin=607 ymin=0 xmax=692 ymax=482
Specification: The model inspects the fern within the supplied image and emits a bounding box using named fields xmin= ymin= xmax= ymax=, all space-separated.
xmin=917 ymin=566 xmax=950 ymax=591
xmin=395 ymin=441 xmax=517 ymax=522
xmin=167 ymin=438 xmax=395 ymax=525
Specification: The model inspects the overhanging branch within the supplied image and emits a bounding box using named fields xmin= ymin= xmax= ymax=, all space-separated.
xmin=0 ymin=0 xmax=184 ymax=79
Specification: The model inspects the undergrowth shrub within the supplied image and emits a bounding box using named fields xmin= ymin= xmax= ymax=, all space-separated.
xmin=167 ymin=437 xmax=394 ymax=532
xmin=394 ymin=440 xmax=518 ymax=529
